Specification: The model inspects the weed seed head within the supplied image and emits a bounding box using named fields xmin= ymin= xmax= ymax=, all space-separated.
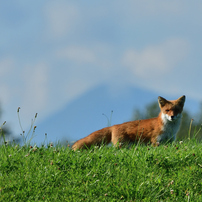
xmin=25 ymin=153 xmax=30 ymax=157
xmin=17 ymin=107 xmax=20 ymax=112
xmin=33 ymin=147 xmax=37 ymax=152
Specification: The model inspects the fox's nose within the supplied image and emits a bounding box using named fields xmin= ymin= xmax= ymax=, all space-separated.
xmin=171 ymin=116 xmax=175 ymax=120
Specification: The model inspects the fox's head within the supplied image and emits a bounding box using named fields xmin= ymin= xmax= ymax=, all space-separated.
xmin=158 ymin=95 xmax=186 ymax=122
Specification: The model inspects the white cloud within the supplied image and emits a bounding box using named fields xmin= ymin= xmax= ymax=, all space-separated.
xmin=57 ymin=46 xmax=96 ymax=64
xmin=45 ymin=1 xmax=80 ymax=38
xmin=0 ymin=85 xmax=11 ymax=106
xmin=117 ymin=0 xmax=183 ymax=19
xmin=56 ymin=43 xmax=116 ymax=75
xmin=21 ymin=63 xmax=49 ymax=116
xmin=0 ymin=58 xmax=15 ymax=105
xmin=135 ymin=0 xmax=182 ymax=15
xmin=122 ymin=38 xmax=189 ymax=79
xmin=0 ymin=58 xmax=14 ymax=76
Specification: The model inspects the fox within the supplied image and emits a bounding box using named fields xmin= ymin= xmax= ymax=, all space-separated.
xmin=72 ymin=95 xmax=185 ymax=150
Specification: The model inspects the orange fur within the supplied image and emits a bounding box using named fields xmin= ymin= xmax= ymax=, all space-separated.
xmin=72 ymin=95 xmax=185 ymax=150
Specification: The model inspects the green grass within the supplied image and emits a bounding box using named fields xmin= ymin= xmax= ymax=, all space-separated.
xmin=0 ymin=140 xmax=202 ymax=201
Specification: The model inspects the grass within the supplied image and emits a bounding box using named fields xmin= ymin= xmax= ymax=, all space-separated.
xmin=0 ymin=139 xmax=202 ymax=201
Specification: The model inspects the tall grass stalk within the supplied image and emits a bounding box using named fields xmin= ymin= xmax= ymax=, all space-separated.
xmin=188 ymin=118 xmax=194 ymax=140
xmin=102 ymin=110 xmax=113 ymax=127
xmin=17 ymin=107 xmax=38 ymax=145
xmin=0 ymin=121 xmax=6 ymax=144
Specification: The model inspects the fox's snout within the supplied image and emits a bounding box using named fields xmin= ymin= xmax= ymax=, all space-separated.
xmin=162 ymin=113 xmax=181 ymax=122
xmin=166 ymin=114 xmax=181 ymax=121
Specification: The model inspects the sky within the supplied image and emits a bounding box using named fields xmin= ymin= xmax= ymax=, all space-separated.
xmin=1 ymin=1 xmax=202 ymax=140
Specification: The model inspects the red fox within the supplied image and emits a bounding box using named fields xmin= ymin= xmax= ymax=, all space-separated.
xmin=72 ymin=95 xmax=185 ymax=150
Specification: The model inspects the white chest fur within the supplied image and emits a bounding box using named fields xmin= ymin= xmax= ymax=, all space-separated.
xmin=157 ymin=113 xmax=182 ymax=143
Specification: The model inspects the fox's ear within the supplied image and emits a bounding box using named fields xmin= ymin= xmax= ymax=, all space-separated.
xmin=177 ymin=95 xmax=186 ymax=106
xmin=158 ymin=96 xmax=168 ymax=107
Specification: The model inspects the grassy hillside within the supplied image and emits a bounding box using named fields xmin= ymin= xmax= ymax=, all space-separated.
xmin=0 ymin=140 xmax=202 ymax=201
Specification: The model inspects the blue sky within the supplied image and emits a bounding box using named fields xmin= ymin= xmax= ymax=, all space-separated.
xmin=1 ymin=1 xmax=202 ymax=137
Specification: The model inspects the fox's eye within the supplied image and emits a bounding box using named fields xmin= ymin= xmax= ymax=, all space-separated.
xmin=165 ymin=109 xmax=170 ymax=112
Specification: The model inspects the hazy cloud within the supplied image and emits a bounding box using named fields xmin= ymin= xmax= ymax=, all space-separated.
xmin=0 ymin=58 xmax=15 ymax=104
xmin=45 ymin=1 xmax=80 ymax=38
xmin=0 ymin=58 xmax=14 ymax=76
xmin=21 ymin=63 xmax=49 ymax=118
xmin=57 ymin=46 xmax=96 ymax=64
xmin=122 ymin=38 xmax=189 ymax=79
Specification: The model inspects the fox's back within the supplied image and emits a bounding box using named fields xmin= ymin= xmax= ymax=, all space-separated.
xmin=111 ymin=117 xmax=163 ymax=143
